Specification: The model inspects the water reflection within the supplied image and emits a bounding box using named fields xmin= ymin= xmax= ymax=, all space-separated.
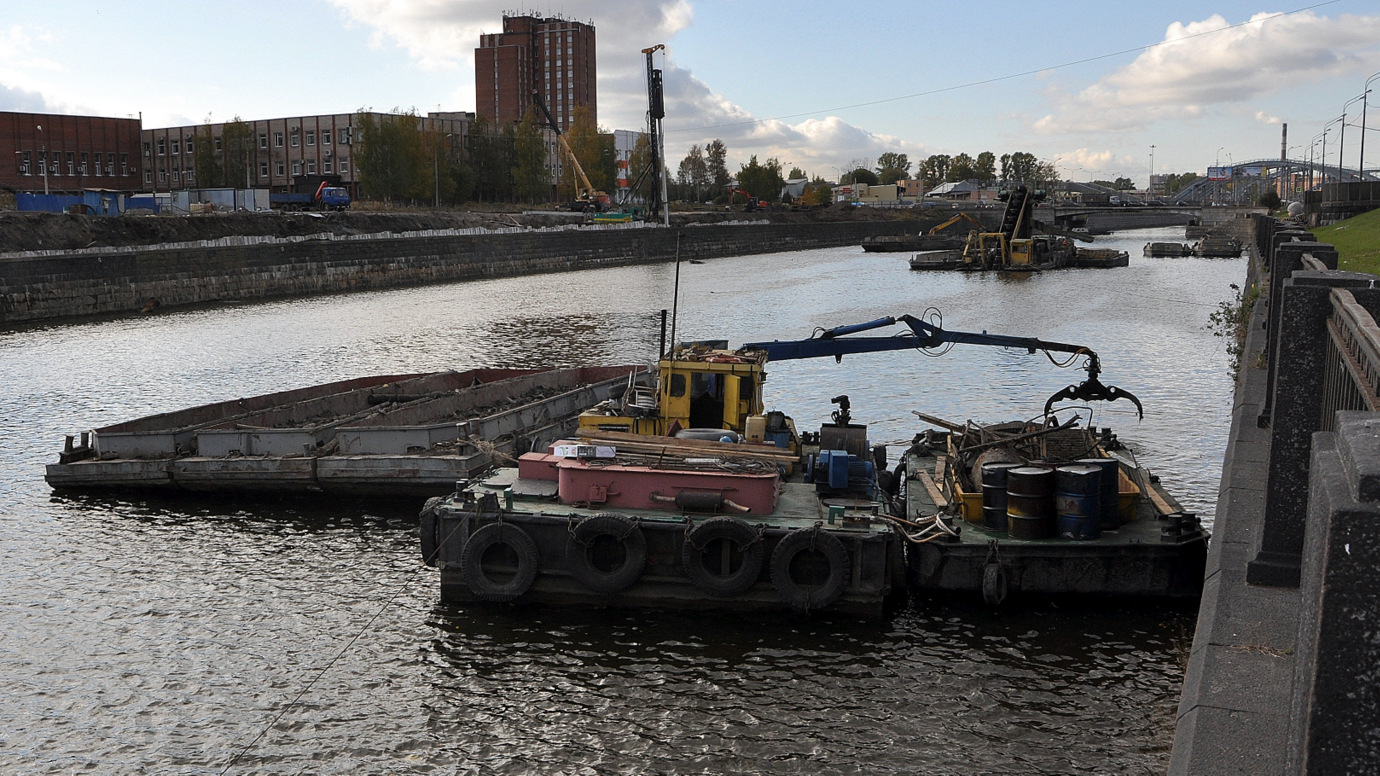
xmin=1 ymin=227 xmax=1229 ymax=772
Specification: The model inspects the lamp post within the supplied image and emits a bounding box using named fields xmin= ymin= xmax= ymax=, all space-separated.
xmin=433 ymin=132 xmax=453 ymax=208
xmin=1321 ymin=115 xmax=1343 ymax=189
xmin=1362 ymin=71 xmax=1380 ymax=179
xmin=1149 ymin=144 xmax=1156 ymax=199
xmin=1340 ymin=94 xmax=1368 ymax=184
xmin=36 ymin=124 xmax=49 ymax=195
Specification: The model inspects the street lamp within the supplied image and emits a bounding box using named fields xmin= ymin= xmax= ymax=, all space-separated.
xmin=1362 ymin=71 xmax=1380 ymax=179
xmin=1321 ymin=115 xmax=1343 ymax=188
xmin=1149 ymin=144 xmax=1156 ymax=199
xmin=1339 ymin=93 xmax=1368 ymax=184
xmin=36 ymin=124 xmax=49 ymax=196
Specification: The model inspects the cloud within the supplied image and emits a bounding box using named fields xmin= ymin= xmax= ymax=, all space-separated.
xmin=1034 ymin=10 xmax=1380 ymax=135
xmin=325 ymin=0 xmax=917 ymax=177
xmin=0 ymin=82 xmax=54 ymax=112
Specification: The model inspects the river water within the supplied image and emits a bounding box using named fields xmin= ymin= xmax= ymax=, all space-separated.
xmin=2 ymin=226 xmax=1239 ymax=774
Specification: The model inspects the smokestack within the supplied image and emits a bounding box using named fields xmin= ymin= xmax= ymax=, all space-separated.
xmin=1282 ymin=123 xmax=1288 ymax=161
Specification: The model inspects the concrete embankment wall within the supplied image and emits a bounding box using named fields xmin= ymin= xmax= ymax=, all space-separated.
xmin=0 ymin=220 xmax=910 ymax=324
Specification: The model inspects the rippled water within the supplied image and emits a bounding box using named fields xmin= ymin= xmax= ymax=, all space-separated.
xmin=1 ymin=226 xmax=1237 ymax=773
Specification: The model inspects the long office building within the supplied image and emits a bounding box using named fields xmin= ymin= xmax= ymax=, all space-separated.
xmin=1 ymin=111 xmax=144 ymax=194
xmin=476 ymin=14 xmax=596 ymax=132
xmin=141 ymin=112 xmax=474 ymax=196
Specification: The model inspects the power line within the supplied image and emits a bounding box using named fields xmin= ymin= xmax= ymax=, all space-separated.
xmin=668 ymin=1 xmax=1342 ymax=136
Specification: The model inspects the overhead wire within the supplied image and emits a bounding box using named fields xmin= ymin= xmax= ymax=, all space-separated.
xmin=667 ymin=1 xmax=1343 ymax=136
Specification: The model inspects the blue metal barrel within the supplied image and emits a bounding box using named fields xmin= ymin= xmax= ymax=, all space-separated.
xmin=1076 ymin=457 xmax=1122 ymax=528
xmin=1054 ymin=464 xmax=1102 ymax=540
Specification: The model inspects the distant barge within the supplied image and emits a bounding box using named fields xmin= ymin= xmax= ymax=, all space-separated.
xmin=46 ymin=367 xmax=640 ymax=495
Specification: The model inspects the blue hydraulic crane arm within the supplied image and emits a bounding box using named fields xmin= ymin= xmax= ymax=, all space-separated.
xmin=739 ymin=314 xmax=1144 ymax=418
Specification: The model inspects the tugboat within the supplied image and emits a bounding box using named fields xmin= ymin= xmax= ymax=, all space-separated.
xmin=420 ymin=313 xmax=1208 ymax=615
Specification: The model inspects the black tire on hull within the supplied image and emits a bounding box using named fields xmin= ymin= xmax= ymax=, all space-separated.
xmin=566 ymin=513 xmax=647 ymax=595
xmin=460 ymin=522 xmax=540 ymax=602
xmin=770 ymin=528 xmax=850 ymax=613
xmin=681 ymin=517 xmax=765 ymax=598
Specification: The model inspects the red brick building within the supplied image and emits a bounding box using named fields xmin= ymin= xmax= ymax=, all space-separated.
xmin=475 ymin=14 xmax=596 ymax=132
xmin=0 ymin=111 xmax=144 ymax=194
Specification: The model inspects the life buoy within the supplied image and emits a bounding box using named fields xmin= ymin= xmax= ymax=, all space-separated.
xmin=681 ymin=517 xmax=765 ymax=598
xmin=566 ymin=513 xmax=647 ymax=595
xmin=769 ymin=528 xmax=851 ymax=612
xmin=459 ymin=522 xmax=540 ymax=602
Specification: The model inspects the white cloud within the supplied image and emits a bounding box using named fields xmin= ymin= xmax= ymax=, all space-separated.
xmin=1034 ymin=10 xmax=1380 ymax=135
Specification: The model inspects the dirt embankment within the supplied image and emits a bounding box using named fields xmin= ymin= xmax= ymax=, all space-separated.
xmin=0 ymin=204 xmax=934 ymax=253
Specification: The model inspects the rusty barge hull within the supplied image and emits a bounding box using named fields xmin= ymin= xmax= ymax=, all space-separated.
xmin=45 ymin=366 xmax=643 ymax=495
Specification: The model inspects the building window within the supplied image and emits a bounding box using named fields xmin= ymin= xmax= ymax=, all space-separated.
xmin=323 ymin=159 xmax=333 ymax=173
xmin=215 ymin=136 xmax=222 ymax=151
xmin=339 ymin=128 xmax=350 ymax=144
xmin=186 ymin=169 xmax=195 ymax=181
xmin=292 ymin=161 xmax=301 ymax=175
xmin=322 ymin=130 xmax=331 ymax=146
xmin=185 ymin=134 xmax=194 ymax=149
xmin=290 ymin=131 xmax=299 ymax=148
xmin=144 ymin=171 xmax=152 ymax=183
xmin=171 ymin=140 xmax=180 ymax=155
xmin=306 ymin=160 xmax=316 ymax=174
xmin=306 ymin=131 xmax=315 ymax=146
xmin=276 ymin=162 xmax=285 ymax=175
xmin=143 ymin=142 xmax=151 ymax=157
xmin=259 ymin=133 xmax=268 ymax=149
xmin=260 ymin=162 xmax=268 ymax=177
xmin=339 ymin=158 xmax=349 ymax=173
xmin=159 ymin=170 xmax=166 ymax=182
xmin=157 ymin=138 xmax=166 ymax=155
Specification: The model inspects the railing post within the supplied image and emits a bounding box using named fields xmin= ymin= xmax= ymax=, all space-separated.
xmin=1250 ymin=273 xmax=1380 ymax=587
xmin=1287 ymin=411 xmax=1380 ymax=772
xmin=1259 ymin=240 xmax=1339 ymax=429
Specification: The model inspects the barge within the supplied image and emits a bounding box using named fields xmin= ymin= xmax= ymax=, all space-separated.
xmin=46 ymin=366 xmax=641 ymax=495
xmin=419 ymin=312 xmax=1207 ymax=615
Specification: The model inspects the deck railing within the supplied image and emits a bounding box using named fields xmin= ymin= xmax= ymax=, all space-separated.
xmin=1321 ymin=288 xmax=1380 ymax=430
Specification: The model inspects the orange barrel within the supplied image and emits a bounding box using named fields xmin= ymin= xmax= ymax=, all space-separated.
xmin=980 ymin=462 xmax=1022 ymax=533
xmin=1005 ymin=466 xmax=1055 ymax=540
xmin=1076 ymin=458 xmax=1123 ymax=528
xmin=1054 ymin=464 xmax=1102 ymax=540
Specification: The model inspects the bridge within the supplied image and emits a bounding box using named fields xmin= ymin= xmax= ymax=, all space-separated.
xmin=1169 ymin=157 xmax=1379 ymax=205
xmin=1038 ymin=204 xmax=1205 ymax=232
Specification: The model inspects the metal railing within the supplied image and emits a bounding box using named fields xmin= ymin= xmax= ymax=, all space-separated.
xmin=1321 ymin=288 xmax=1380 ymax=429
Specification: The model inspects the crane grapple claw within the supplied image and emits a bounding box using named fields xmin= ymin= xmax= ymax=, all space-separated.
xmin=1044 ymin=378 xmax=1145 ymax=420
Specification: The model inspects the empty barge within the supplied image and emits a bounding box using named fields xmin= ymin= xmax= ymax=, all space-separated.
xmin=46 ymin=366 xmax=641 ymax=495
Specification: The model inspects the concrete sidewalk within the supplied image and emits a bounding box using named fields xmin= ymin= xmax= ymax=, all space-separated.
xmin=1169 ymin=249 xmax=1299 ymax=773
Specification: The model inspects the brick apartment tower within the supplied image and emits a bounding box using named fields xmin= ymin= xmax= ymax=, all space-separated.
xmin=475 ymin=14 xmax=596 ymax=132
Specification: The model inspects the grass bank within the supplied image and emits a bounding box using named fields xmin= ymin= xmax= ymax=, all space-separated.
xmin=1314 ymin=207 xmax=1380 ymax=276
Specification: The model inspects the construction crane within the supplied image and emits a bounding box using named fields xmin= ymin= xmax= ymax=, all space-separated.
xmin=532 ymin=92 xmax=609 ymax=212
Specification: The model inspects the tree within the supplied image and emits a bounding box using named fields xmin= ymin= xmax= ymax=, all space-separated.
xmin=1034 ymin=161 xmax=1060 ymax=189
xmin=805 ymin=175 xmax=833 ymax=206
xmin=1005 ymin=152 xmax=1039 ymax=184
xmin=1258 ymin=189 xmax=1282 ymax=209
xmin=1113 ymin=176 xmax=1135 ymax=191
xmin=1163 ymin=172 xmax=1201 ymax=194
xmin=677 ymin=144 xmax=710 ymax=202
xmin=221 ymin=117 xmax=254 ymax=189
xmin=949 ymin=153 xmax=977 ymax=182
xmin=355 ymin=109 xmax=430 ymax=203
xmin=193 ymin=123 xmax=223 ymax=188
xmin=875 ymin=152 xmax=910 ymax=184
xmin=736 ymin=155 xmax=784 ymax=202
xmin=787 ymin=166 xmax=806 ymax=180
xmin=466 ymin=113 xmax=514 ymax=203
xmin=511 ymin=107 xmax=549 ymax=203
xmin=705 ymin=139 xmax=730 ymax=194
xmin=918 ymin=154 xmax=951 ymax=187
xmin=975 ymin=152 xmax=997 ymax=184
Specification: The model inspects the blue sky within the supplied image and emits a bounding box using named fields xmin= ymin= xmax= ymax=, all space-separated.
xmin=3 ymin=1 xmax=1379 ymax=184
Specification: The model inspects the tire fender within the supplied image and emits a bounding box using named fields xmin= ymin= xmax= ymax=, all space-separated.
xmin=769 ymin=527 xmax=851 ymax=613
xmin=566 ymin=513 xmax=647 ymax=595
xmin=460 ymin=522 xmax=540 ymax=602
xmin=681 ymin=517 xmax=765 ymax=598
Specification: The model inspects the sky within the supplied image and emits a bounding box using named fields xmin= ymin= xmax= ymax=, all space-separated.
xmin=3 ymin=1 xmax=1380 ymax=185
